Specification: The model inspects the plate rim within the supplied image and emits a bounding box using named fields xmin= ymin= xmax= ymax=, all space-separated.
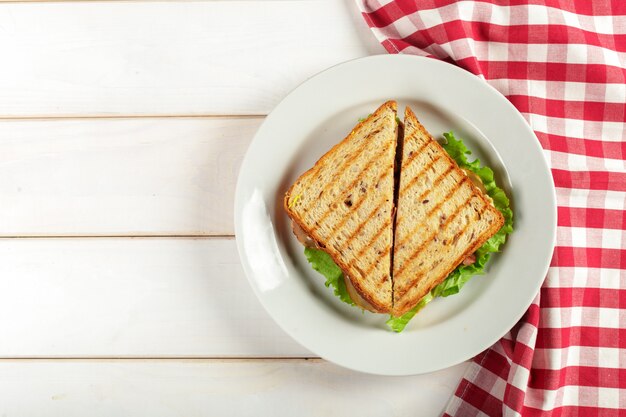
xmin=234 ymin=54 xmax=557 ymax=375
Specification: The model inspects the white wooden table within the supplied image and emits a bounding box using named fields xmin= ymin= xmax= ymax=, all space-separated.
xmin=0 ymin=1 xmax=470 ymax=415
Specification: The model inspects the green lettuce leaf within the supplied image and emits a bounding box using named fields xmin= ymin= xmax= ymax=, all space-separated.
xmin=304 ymin=247 xmax=355 ymax=306
xmin=386 ymin=292 xmax=434 ymax=332
xmin=386 ymin=131 xmax=514 ymax=332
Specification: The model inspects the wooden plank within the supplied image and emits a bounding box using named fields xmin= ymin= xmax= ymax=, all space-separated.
xmin=0 ymin=237 xmax=311 ymax=357
xmin=0 ymin=359 xmax=467 ymax=416
xmin=0 ymin=1 xmax=384 ymax=117
xmin=0 ymin=117 xmax=256 ymax=236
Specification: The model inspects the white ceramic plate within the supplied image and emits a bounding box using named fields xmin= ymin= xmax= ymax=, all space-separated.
xmin=234 ymin=55 xmax=556 ymax=376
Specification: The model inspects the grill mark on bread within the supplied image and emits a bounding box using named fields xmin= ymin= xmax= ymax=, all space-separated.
xmin=394 ymin=170 xmax=463 ymax=249
xmin=344 ymin=200 xmax=388 ymax=250
xmin=329 ymin=170 xmax=391 ymax=238
xmin=395 ymin=191 xmax=476 ymax=282
xmin=399 ymin=154 xmax=442 ymax=195
xmin=395 ymin=203 xmax=489 ymax=303
xmin=378 ymin=273 xmax=389 ymax=287
xmin=445 ymin=216 xmax=475 ymax=252
xmin=398 ymin=138 xmax=432 ymax=173
xmin=364 ymin=244 xmax=390 ymax=276
xmin=355 ymin=218 xmax=391 ymax=259
xmin=312 ymin=143 xmax=392 ymax=226
xmin=313 ymin=126 xmax=383 ymax=178
xmin=397 ymin=164 xmax=455 ymax=225
xmin=298 ymin=127 xmax=383 ymax=217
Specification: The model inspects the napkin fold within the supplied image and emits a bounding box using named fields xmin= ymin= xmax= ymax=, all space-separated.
xmin=357 ymin=1 xmax=626 ymax=415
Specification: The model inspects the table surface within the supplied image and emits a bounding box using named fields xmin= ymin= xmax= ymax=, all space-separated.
xmin=1 ymin=1 xmax=470 ymax=415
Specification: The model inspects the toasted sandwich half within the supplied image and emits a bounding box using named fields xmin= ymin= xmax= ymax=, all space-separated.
xmin=284 ymin=101 xmax=398 ymax=313
xmin=391 ymin=107 xmax=505 ymax=316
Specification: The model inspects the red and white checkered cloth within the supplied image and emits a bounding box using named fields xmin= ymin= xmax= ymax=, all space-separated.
xmin=356 ymin=1 xmax=626 ymax=415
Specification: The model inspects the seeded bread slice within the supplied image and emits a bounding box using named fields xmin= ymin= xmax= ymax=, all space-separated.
xmin=391 ymin=107 xmax=504 ymax=317
xmin=284 ymin=101 xmax=398 ymax=313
